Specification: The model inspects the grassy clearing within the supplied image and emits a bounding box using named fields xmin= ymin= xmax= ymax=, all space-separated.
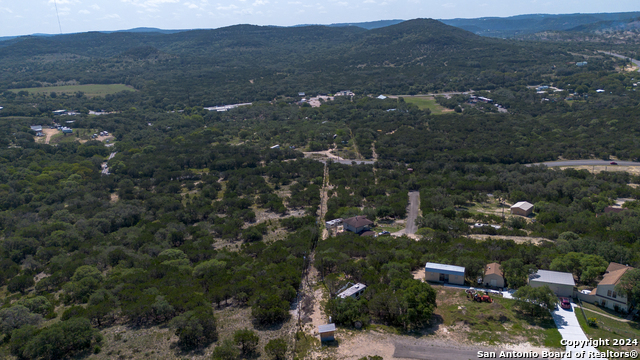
xmin=433 ymin=287 xmax=561 ymax=348
xmin=49 ymin=131 xmax=77 ymax=144
xmin=576 ymin=305 xmax=640 ymax=353
xmin=11 ymin=84 xmax=134 ymax=97
xmin=580 ymin=301 xmax=631 ymax=320
xmin=400 ymin=96 xmax=450 ymax=115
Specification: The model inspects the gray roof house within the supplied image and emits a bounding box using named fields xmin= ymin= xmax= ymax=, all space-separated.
xmin=529 ymin=269 xmax=575 ymax=297
xmin=343 ymin=216 xmax=373 ymax=234
xmin=30 ymin=125 xmax=43 ymax=132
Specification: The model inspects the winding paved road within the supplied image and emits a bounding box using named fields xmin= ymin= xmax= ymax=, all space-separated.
xmin=528 ymin=160 xmax=640 ymax=167
xmin=600 ymin=51 xmax=640 ymax=71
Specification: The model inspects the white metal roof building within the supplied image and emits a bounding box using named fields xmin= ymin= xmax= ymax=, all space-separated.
xmin=424 ymin=262 xmax=465 ymax=285
xmin=337 ymin=283 xmax=367 ymax=299
xmin=529 ymin=269 xmax=576 ymax=297
xmin=510 ymin=201 xmax=534 ymax=216
xmin=325 ymin=218 xmax=343 ymax=229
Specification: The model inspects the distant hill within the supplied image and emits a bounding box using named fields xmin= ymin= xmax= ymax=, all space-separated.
xmin=567 ymin=18 xmax=640 ymax=33
xmin=5 ymin=12 xmax=640 ymax=42
xmin=0 ymin=27 xmax=190 ymax=43
xmin=441 ymin=11 xmax=640 ymax=38
xmin=0 ymin=18 xmax=572 ymax=104
xmin=321 ymin=20 xmax=405 ymax=30
xmin=103 ymin=27 xmax=188 ymax=35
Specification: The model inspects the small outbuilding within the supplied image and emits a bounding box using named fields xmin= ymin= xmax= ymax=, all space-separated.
xmin=30 ymin=125 xmax=43 ymax=132
xmin=424 ymin=262 xmax=465 ymax=285
xmin=510 ymin=201 xmax=534 ymax=216
xmin=325 ymin=218 xmax=343 ymax=229
xmin=484 ymin=262 xmax=504 ymax=288
xmin=528 ymin=270 xmax=575 ymax=297
xmin=377 ymin=95 xmax=387 ymax=100
xmin=270 ymin=144 xmax=280 ymax=149
xmin=604 ymin=206 xmax=626 ymax=214
xmin=318 ymin=323 xmax=335 ymax=342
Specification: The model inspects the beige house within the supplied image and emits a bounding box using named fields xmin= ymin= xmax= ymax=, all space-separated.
xmin=591 ymin=263 xmax=633 ymax=313
xmin=484 ymin=262 xmax=504 ymax=288
xmin=425 ymin=262 xmax=465 ymax=285
xmin=529 ymin=270 xmax=575 ymax=297
xmin=510 ymin=201 xmax=534 ymax=216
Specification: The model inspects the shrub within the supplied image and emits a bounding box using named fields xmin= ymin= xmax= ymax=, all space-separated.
xmin=587 ymin=317 xmax=598 ymax=327
xmin=265 ymin=338 xmax=287 ymax=360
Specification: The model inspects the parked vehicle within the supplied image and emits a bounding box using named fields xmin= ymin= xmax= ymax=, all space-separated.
xmin=610 ymin=162 xmax=618 ymax=165
xmin=560 ymin=297 xmax=571 ymax=310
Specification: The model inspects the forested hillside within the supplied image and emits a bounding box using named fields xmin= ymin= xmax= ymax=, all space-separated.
xmin=1 ymin=17 xmax=640 ymax=360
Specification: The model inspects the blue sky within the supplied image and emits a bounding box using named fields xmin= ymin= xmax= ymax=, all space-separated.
xmin=1 ymin=0 xmax=640 ymax=36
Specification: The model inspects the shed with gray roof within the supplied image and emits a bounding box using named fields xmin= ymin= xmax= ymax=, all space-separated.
xmin=424 ymin=262 xmax=465 ymax=285
xmin=318 ymin=323 xmax=335 ymax=342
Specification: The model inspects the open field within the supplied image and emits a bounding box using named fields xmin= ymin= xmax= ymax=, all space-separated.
xmin=10 ymin=84 xmax=134 ymax=97
xmin=431 ymin=286 xmax=561 ymax=348
xmin=398 ymin=95 xmax=452 ymax=114
xmin=302 ymin=285 xmax=561 ymax=359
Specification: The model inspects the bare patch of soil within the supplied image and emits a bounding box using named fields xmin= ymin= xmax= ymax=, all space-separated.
xmin=466 ymin=234 xmax=551 ymax=245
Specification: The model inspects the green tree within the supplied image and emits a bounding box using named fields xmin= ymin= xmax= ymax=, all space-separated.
xmin=399 ymin=280 xmax=437 ymax=330
xmin=501 ymin=258 xmax=536 ymax=289
xmin=579 ymin=255 xmax=608 ymax=283
xmin=513 ymin=285 xmax=558 ymax=316
xmin=10 ymin=317 xmax=101 ymax=360
xmin=212 ymin=338 xmax=240 ymax=360
xmin=0 ymin=305 xmax=42 ymax=335
xmin=264 ymin=338 xmax=287 ymax=360
xmin=233 ymin=328 xmax=259 ymax=354
xmin=169 ymin=306 xmax=217 ymax=350
xmin=7 ymin=275 xmax=34 ymax=294
xmin=616 ymin=269 xmax=640 ymax=306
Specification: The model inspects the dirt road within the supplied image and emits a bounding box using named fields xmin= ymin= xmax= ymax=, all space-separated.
xmin=393 ymin=343 xmax=484 ymax=360
xmin=392 ymin=191 xmax=420 ymax=237
xmin=405 ymin=191 xmax=420 ymax=235
xmin=42 ymin=129 xmax=59 ymax=144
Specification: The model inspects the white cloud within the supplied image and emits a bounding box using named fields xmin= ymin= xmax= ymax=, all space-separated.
xmin=48 ymin=0 xmax=80 ymax=4
xmin=363 ymin=0 xmax=375 ymax=3
xmin=252 ymin=0 xmax=268 ymax=6
xmin=216 ymin=3 xmax=237 ymax=10
xmin=121 ymin=0 xmax=181 ymax=9
xmin=78 ymin=9 xmax=90 ymax=13
xmin=185 ymin=2 xmax=200 ymax=8
xmin=442 ymin=2 xmax=455 ymax=7
xmin=90 ymin=4 xmax=100 ymax=9
xmin=0 ymin=7 xmax=13 ymax=13
xmin=100 ymin=13 xmax=121 ymax=19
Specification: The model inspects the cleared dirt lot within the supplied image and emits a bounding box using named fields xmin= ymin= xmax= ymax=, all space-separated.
xmin=466 ymin=234 xmax=552 ymax=245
